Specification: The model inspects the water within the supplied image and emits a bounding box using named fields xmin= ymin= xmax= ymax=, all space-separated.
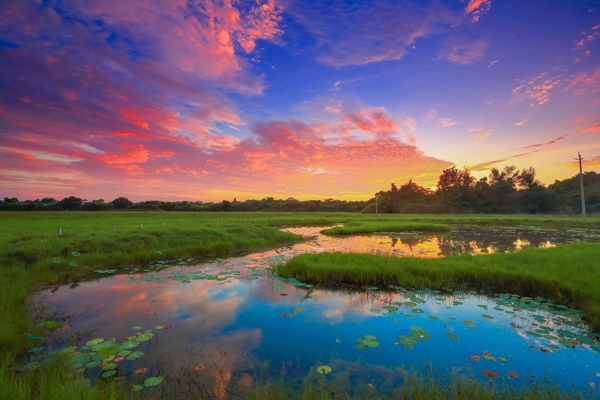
xmin=28 ymin=227 xmax=600 ymax=397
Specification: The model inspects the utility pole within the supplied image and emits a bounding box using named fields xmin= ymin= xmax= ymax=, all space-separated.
xmin=577 ymin=152 xmax=586 ymax=220
xmin=375 ymin=195 xmax=378 ymax=214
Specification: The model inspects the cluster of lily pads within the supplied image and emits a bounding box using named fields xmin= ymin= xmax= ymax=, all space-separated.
xmin=357 ymin=287 xmax=600 ymax=356
xmin=396 ymin=326 xmax=430 ymax=350
xmin=23 ymin=324 xmax=169 ymax=393
xmin=355 ymin=334 xmax=380 ymax=350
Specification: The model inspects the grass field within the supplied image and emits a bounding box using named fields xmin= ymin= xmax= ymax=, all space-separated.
xmin=0 ymin=211 xmax=599 ymax=399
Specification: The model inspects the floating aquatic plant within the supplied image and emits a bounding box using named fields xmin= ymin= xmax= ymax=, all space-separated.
xmin=316 ymin=365 xmax=332 ymax=375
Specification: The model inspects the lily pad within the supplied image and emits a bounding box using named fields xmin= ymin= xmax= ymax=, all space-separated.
xmin=132 ymin=385 xmax=144 ymax=392
xmin=316 ymin=365 xmax=332 ymax=375
xmin=271 ymin=284 xmax=285 ymax=290
xmin=445 ymin=333 xmax=459 ymax=340
xmin=483 ymin=355 xmax=496 ymax=361
xmin=40 ymin=321 xmax=62 ymax=329
xmin=131 ymin=326 xmax=143 ymax=331
xmin=370 ymin=308 xmax=380 ymax=313
xmin=126 ymin=351 xmax=144 ymax=360
xmin=101 ymin=370 xmax=117 ymax=378
xmin=144 ymin=376 xmax=164 ymax=387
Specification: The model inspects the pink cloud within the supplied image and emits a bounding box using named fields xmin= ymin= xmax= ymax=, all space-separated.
xmin=563 ymin=67 xmax=600 ymax=96
xmin=510 ymin=73 xmax=561 ymax=107
xmin=442 ymin=39 xmax=487 ymax=65
xmin=464 ymin=0 xmax=492 ymax=22
xmin=473 ymin=129 xmax=493 ymax=144
xmin=439 ymin=118 xmax=457 ymax=127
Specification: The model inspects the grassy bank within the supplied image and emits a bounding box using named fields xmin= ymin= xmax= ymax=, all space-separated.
xmin=321 ymin=221 xmax=451 ymax=235
xmin=278 ymin=242 xmax=600 ymax=331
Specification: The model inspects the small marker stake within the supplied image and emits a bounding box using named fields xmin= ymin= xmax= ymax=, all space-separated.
xmin=112 ymin=223 xmax=116 ymax=232
xmin=162 ymin=221 xmax=165 ymax=226
xmin=59 ymin=227 xmax=62 ymax=236
xmin=140 ymin=223 xmax=143 ymax=229
xmin=179 ymin=219 xmax=181 ymax=225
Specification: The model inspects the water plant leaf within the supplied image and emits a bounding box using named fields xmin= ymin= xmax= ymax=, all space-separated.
xmin=498 ymin=357 xmax=508 ymax=362
xmin=144 ymin=376 xmax=163 ymax=387
xmin=383 ymin=306 xmax=398 ymax=312
xmin=98 ymin=346 xmax=120 ymax=357
xmin=120 ymin=341 xmax=139 ymax=350
xmin=482 ymin=370 xmax=498 ymax=378
xmin=411 ymin=309 xmax=424 ymax=313
xmin=102 ymin=362 xmax=117 ymax=371
xmin=28 ymin=346 xmax=44 ymax=353
xmin=154 ymin=325 xmax=164 ymax=330
xmin=135 ymin=368 xmax=148 ymax=374
xmin=135 ymin=333 xmax=153 ymax=342
xmin=483 ymin=355 xmax=496 ymax=361
xmin=126 ymin=351 xmax=144 ymax=361
xmin=101 ymin=370 xmax=117 ymax=378
xmin=131 ymin=326 xmax=143 ymax=331
xmin=85 ymin=360 xmax=101 ymax=369
xmin=40 ymin=321 xmax=62 ymax=329
xmin=164 ymin=324 xmax=173 ymax=329
xmin=444 ymin=333 xmax=459 ymax=340
xmin=132 ymin=385 xmax=144 ymax=392
xmin=71 ymin=252 xmax=81 ymax=257
xmin=24 ymin=334 xmax=45 ymax=342
xmin=370 ymin=308 xmax=380 ymax=313
xmin=482 ymin=314 xmax=494 ymax=319
xmin=316 ymin=366 xmax=332 ymax=375
xmin=271 ymin=284 xmax=285 ymax=290
xmin=397 ymin=336 xmax=419 ymax=346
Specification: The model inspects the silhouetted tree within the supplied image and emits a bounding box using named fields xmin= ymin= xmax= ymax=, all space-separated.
xmin=59 ymin=196 xmax=83 ymax=210
xmin=111 ymin=197 xmax=133 ymax=209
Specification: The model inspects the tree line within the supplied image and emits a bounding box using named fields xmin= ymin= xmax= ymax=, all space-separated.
xmin=2 ymin=166 xmax=599 ymax=214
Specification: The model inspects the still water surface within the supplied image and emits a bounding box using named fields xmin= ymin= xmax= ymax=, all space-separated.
xmin=30 ymin=227 xmax=600 ymax=396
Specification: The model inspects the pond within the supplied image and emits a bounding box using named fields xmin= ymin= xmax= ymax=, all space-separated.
xmin=27 ymin=227 xmax=600 ymax=397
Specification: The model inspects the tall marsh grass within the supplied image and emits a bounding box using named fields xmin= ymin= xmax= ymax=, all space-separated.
xmin=278 ymin=242 xmax=600 ymax=331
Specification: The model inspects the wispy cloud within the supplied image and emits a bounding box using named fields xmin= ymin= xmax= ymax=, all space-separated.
xmin=563 ymin=67 xmax=600 ymax=96
xmin=514 ymin=117 xmax=529 ymax=126
xmin=284 ymin=0 xmax=456 ymax=67
xmin=439 ymin=118 xmax=457 ymax=127
xmin=442 ymin=39 xmax=487 ymax=65
xmin=469 ymin=150 xmax=541 ymax=171
xmin=473 ymin=129 xmax=493 ymax=144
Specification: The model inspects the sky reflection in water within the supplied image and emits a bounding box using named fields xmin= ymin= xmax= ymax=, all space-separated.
xmin=32 ymin=227 xmax=600 ymax=396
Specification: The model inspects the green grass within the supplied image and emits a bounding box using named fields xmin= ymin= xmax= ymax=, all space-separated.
xmin=321 ymin=221 xmax=451 ymax=235
xmin=278 ymin=242 xmax=600 ymax=331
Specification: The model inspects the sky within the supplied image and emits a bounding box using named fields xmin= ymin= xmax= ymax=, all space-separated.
xmin=1 ymin=0 xmax=599 ymax=202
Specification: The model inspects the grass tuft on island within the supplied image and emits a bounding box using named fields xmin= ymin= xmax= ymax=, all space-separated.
xmin=320 ymin=221 xmax=451 ymax=235
xmin=277 ymin=242 xmax=600 ymax=331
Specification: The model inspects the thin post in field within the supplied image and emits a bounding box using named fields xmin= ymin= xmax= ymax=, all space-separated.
xmin=577 ymin=152 xmax=586 ymax=220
